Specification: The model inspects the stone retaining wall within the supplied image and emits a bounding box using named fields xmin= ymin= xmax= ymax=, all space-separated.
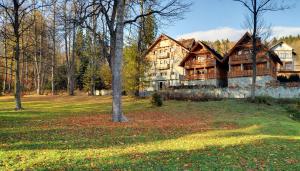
xmin=228 ymin=76 xmax=273 ymax=88
xmin=164 ymin=87 xmax=300 ymax=98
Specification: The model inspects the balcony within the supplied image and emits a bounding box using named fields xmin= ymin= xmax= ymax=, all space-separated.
xmin=229 ymin=53 xmax=268 ymax=64
xmin=185 ymin=73 xmax=216 ymax=80
xmin=230 ymin=54 xmax=252 ymax=64
xmin=157 ymin=64 xmax=170 ymax=70
xmin=228 ymin=69 xmax=271 ymax=78
xmin=184 ymin=60 xmax=215 ymax=69
xmin=157 ymin=52 xmax=170 ymax=59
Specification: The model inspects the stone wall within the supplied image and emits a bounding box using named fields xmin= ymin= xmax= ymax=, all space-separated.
xmin=164 ymin=86 xmax=300 ymax=99
xmin=184 ymin=79 xmax=217 ymax=86
xmin=228 ymin=76 xmax=273 ymax=88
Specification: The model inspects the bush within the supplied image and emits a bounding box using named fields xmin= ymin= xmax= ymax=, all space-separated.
xmin=278 ymin=74 xmax=300 ymax=83
xmin=289 ymin=74 xmax=300 ymax=82
xmin=291 ymin=113 xmax=300 ymax=120
xmin=151 ymin=92 xmax=163 ymax=107
xmin=277 ymin=75 xmax=288 ymax=83
xmin=247 ymin=96 xmax=274 ymax=105
xmin=159 ymin=91 xmax=222 ymax=102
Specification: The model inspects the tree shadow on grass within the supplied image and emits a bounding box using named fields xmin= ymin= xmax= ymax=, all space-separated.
xmin=2 ymin=124 xmax=299 ymax=151
xmin=3 ymin=135 xmax=299 ymax=170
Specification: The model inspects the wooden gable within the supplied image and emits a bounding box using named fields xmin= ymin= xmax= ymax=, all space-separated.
xmin=179 ymin=41 xmax=223 ymax=67
xmin=226 ymin=32 xmax=281 ymax=65
xmin=144 ymin=34 xmax=192 ymax=60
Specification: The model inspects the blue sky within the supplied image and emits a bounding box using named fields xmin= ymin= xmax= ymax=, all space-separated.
xmin=162 ymin=0 xmax=300 ymax=41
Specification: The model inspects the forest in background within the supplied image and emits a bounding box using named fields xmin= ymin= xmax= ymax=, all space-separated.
xmin=0 ymin=1 xmax=299 ymax=97
xmin=0 ymin=0 xmax=158 ymax=97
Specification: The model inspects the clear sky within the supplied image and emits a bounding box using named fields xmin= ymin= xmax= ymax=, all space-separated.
xmin=161 ymin=0 xmax=300 ymax=41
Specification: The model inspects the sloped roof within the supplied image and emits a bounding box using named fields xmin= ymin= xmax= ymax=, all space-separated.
xmin=270 ymin=41 xmax=297 ymax=55
xmin=265 ymin=46 xmax=283 ymax=65
xmin=178 ymin=38 xmax=196 ymax=50
xmin=226 ymin=32 xmax=252 ymax=57
xmin=143 ymin=34 xmax=195 ymax=57
xmin=179 ymin=41 xmax=224 ymax=67
xmin=224 ymin=32 xmax=282 ymax=65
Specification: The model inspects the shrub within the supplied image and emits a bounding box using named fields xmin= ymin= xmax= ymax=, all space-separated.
xmin=159 ymin=91 xmax=222 ymax=102
xmin=277 ymin=75 xmax=288 ymax=83
xmin=291 ymin=113 xmax=300 ymax=120
xmin=151 ymin=92 xmax=163 ymax=107
xmin=278 ymin=74 xmax=300 ymax=83
xmin=289 ymin=74 xmax=300 ymax=82
xmin=247 ymin=96 xmax=274 ymax=105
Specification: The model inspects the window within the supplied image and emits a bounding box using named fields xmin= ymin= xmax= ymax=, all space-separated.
xmin=285 ymin=62 xmax=293 ymax=70
xmin=244 ymin=64 xmax=253 ymax=71
xmin=238 ymin=50 xmax=242 ymax=55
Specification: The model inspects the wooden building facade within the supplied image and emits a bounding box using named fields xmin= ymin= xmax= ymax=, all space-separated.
xmin=226 ymin=32 xmax=282 ymax=87
xmin=144 ymin=34 xmax=196 ymax=91
xmin=179 ymin=41 xmax=228 ymax=87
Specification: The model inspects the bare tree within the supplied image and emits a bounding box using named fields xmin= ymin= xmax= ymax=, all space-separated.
xmin=77 ymin=0 xmax=190 ymax=122
xmin=0 ymin=0 xmax=50 ymax=109
xmin=0 ymin=0 xmax=28 ymax=109
xmin=50 ymin=0 xmax=57 ymax=95
xmin=0 ymin=13 xmax=8 ymax=94
xmin=234 ymin=0 xmax=290 ymax=100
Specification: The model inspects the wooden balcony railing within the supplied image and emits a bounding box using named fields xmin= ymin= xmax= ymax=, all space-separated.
xmin=157 ymin=64 xmax=170 ymax=70
xmin=184 ymin=60 xmax=215 ymax=69
xmin=229 ymin=53 xmax=270 ymax=64
xmin=185 ymin=73 xmax=216 ymax=80
xmin=228 ymin=69 xmax=271 ymax=77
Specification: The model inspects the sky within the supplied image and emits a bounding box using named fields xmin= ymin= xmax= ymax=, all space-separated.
xmin=161 ymin=0 xmax=300 ymax=41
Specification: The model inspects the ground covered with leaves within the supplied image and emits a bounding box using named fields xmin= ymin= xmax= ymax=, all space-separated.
xmin=0 ymin=95 xmax=299 ymax=170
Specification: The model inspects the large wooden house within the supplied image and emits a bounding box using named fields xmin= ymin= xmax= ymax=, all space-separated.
xmin=144 ymin=34 xmax=196 ymax=91
xmin=179 ymin=41 xmax=228 ymax=87
xmin=271 ymin=42 xmax=300 ymax=77
xmin=226 ymin=32 xmax=282 ymax=87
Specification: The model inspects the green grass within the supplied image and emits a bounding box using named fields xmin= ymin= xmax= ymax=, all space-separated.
xmin=0 ymin=95 xmax=300 ymax=170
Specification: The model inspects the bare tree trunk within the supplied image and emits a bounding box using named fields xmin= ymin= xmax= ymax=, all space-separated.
xmin=69 ymin=22 xmax=76 ymax=96
xmin=63 ymin=0 xmax=71 ymax=95
xmin=51 ymin=0 xmax=56 ymax=95
xmin=134 ymin=0 xmax=144 ymax=97
xmin=21 ymin=26 xmax=25 ymax=90
xmin=33 ymin=0 xmax=41 ymax=95
xmin=8 ymin=58 xmax=12 ymax=93
xmin=13 ymin=2 xmax=22 ymax=110
xmin=251 ymin=0 xmax=257 ymax=101
xmin=90 ymin=6 xmax=97 ymax=96
xmin=112 ymin=0 xmax=127 ymax=122
xmin=2 ymin=35 xmax=7 ymax=94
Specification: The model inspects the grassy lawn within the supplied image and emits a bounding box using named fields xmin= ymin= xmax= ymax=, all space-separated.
xmin=0 ymin=95 xmax=299 ymax=170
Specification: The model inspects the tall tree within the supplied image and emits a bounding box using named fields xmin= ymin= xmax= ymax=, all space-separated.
xmin=234 ymin=0 xmax=290 ymax=100
xmin=77 ymin=0 xmax=190 ymax=122
xmin=1 ymin=13 xmax=8 ymax=94
xmin=50 ymin=0 xmax=57 ymax=95
xmin=134 ymin=2 xmax=157 ymax=96
xmin=0 ymin=0 xmax=26 ymax=109
xmin=0 ymin=0 xmax=50 ymax=109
